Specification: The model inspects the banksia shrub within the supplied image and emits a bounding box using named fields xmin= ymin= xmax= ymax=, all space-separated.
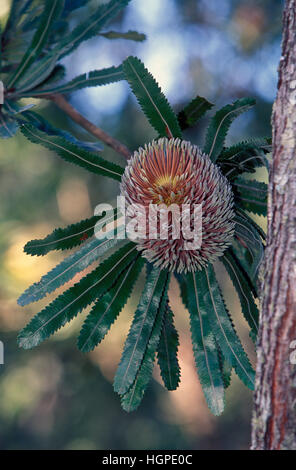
xmin=18 ymin=56 xmax=269 ymax=415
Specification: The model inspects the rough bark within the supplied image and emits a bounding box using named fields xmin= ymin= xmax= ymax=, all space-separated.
xmin=251 ymin=0 xmax=296 ymax=450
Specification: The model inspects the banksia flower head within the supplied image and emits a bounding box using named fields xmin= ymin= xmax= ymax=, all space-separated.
xmin=120 ymin=138 xmax=235 ymax=273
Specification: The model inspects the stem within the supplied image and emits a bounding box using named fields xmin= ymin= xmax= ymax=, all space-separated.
xmin=48 ymin=94 xmax=131 ymax=159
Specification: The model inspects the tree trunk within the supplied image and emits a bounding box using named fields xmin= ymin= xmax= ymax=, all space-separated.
xmin=251 ymin=0 xmax=296 ymax=450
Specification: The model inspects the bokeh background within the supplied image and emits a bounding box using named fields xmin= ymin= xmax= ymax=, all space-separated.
xmin=0 ymin=0 xmax=283 ymax=450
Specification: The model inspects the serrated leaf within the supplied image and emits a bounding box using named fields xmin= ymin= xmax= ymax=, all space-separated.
xmin=21 ymin=111 xmax=104 ymax=152
xmin=236 ymin=208 xmax=266 ymax=241
xmin=7 ymin=0 xmax=64 ymax=89
xmin=36 ymin=65 xmax=66 ymax=90
xmin=233 ymin=178 xmax=267 ymax=216
xmin=57 ymin=0 xmax=131 ymax=58
xmin=178 ymin=95 xmax=213 ymax=131
xmin=17 ymin=242 xmax=137 ymax=350
xmin=218 ymin=140 xmax=268 ymax=180
xmin=121 ymin=273 xmax=170 ymax=412
xmin=234 ymin=214 xmax=264 ymax=280
xmin=203 ymin=98 xmax=256 ymax=162
xmin=18 ymin=229 xmax=123 ymax=306
xmin=123 ymin=56 xmax=182 ymax=139
xmin=26 ymin=66 xmax=124 ymax=97
xmin=114 ymin=266 xmax=170 ymax=395
xmin=196 ymin=265 xmax=255 ymax=390
xmin=221 ymin=248 xmax=259 ymax=339
xmin=100 ymin=30 xmax=146 ymax=41
xmin=230 ymin=238 xmax=259 ymax=298
xmin=185 ymin=272 xmax=225 ymax=415
xmin=20 ymin=124 xmax=124 ymax=180
xmin=24 ymin=210 xmax=117 ymax=256
xmin=78 ymin=256 xmax=144 ymax=352
xmin=157 ymin=301 xmax=180 ymax=391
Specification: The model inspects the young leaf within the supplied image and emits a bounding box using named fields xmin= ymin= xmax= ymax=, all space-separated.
xmin=78 ymin=256 xmax=144 ymax=353
xmin=203 ymin=98 xmax=256 ymax=162
xmin=58 ymin=0 xmax=131 ymax=58
xmin=178 ymin=95 xmax=213 ymax=131
xmin=196 ymin=265 xmax=255 ymax=390
xmin=20 ymin=124 xmax=124 ymax=180
xmin=186 ymin=272 xmax=225 ymax=416
xmin=26 ymin=66 xmax=124 ymax=97
xmin=157 ymin=301 xmax=180 ymax=391
xmin=221 ymin=249 xmax=259 ymax=339
xmin=114 ymin=266 xmax=170 ymax=395
xmin=100 ymin=30 xmax=146 ymax=41
xmin=123 ymin=56 xmax=182 ymax=139
xmin=18 ymin=231 xmax=123 ymax=306
xmin=121 ymin=273 xmax=170 ymax=412
xmin=7 ymin=0 xmax=64 ymax=88
xmin=24 ymin=210 xmax=117 ymax=256
xmin=17 ymin=242 xmax=137 ymax=350
xmin=233 ymin=178 xmax=267 ymax=216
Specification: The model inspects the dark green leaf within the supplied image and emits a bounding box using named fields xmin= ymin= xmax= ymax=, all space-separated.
xmin=236 ymin=208 xmax=266 ymax=241
xmin=121 ymin=273 xmax=170 ymax=412
xmin=233 ymin=178 xmax=267 ymax=216
xmin=24 ymin=210 xmax=117 ymax=256
xmin=25 ymin=66 xmax=124 ymax=96
xmin=7 ymin=0 xmax=64 ymax=88
xmin=222 ymin=248 xmax=259 ymax=339
xmin=186 ymin=272 xmax=225 ymax=415
xmin=100 ymin=30 xmax=146 ymax=41
xmin=58 ymin=0 xmax=131 ymax=58
xmin=216 ymin=340 xmax=232 ymax=389
xmin=196 ymin=265 xmax=255 ymax=390
xmin=17 ymin=242 xmax=137 ymax=350
xmin=114 ymin=267 xmax=170 ymax=395
xmin=203 ymin=98 xmax=255 ymax=162
xmin=63 ymin=0 xmax=89 ymax=14
xmin=178 ymin=95 xmax=213 ymax=131
xmin=18 ymin=230 xmax=123 ymax=306
xmin=14 ymin=51 xmax=61 ymax=94
xmin=218 ymin=140 xmax=268 ymax=180
xmin=234 ymin=214 xmax=264 ymax=280
xmin=20 ymin=111 xmax=104 ymax=151
xmin=123 ymin=56 xmax=182 ymax=139
xmin=157 ymin=301 xmax=180 ymax=391
xmin=20 ymin=124 xmax=124 ymax=180
xmin=78 ymin=256 xmax=144 ymax=352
